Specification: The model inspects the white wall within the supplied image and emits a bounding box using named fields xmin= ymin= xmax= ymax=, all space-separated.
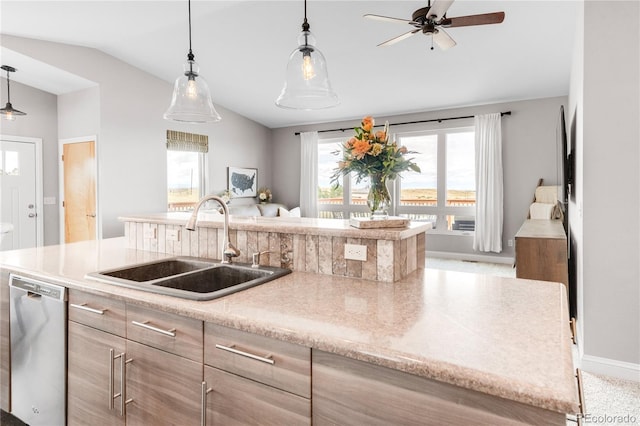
xmin=0 ymin=78 xmax=59 ymax=246
xmin=575 ymin=0 xmax=639 ymax=372
xmin=271 ymin=96 xmax=567 ymax=261
xmin=2 ymin=35 xmax=273 ymax=239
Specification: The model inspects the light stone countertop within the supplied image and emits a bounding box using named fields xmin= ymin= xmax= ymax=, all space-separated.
xmin=0 ymin=237 xmax=578 ymax=414
xmin=119 ymin=212 xmax=431 ymax=240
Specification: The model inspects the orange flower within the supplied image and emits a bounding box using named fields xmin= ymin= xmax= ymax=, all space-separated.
xmin=352 ymin=139 xmax=371 ymax=159
xmin=345 ymin=137 xmax=357 ymax=148
xmin=398 ymin=145 xmax=408 ymax=154
xmin=362 ymin=116 xmax=374 ymax=132
xmin=375 ymin=130 xmax=387 ymax=141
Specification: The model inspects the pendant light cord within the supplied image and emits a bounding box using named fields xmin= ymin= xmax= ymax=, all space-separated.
xmin=187 ymin=0 xmax=194 ymax=61
xmin=5 ymin=69 xmax=10 ymax=103
xmin=302 ymin=0 xmax=309 ymax=31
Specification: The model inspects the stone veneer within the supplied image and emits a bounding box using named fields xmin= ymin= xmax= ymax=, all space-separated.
xmin=122 ymin=216 xmax=428 ymax=283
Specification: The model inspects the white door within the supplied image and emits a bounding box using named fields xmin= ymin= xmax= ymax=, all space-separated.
xmin=0 ymin=140 xmax=38 ymax=250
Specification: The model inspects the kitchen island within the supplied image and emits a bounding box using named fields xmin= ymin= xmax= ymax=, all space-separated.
xmin=0 ymin=237 xmax=578 ymax=424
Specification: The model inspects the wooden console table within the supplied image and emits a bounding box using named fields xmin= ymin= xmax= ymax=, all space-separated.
xmin=515 ymin=219 xmax=568 ymax=288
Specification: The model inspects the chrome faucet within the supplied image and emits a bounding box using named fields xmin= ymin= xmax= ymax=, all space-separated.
xmin=185 ymin=195 xmax=240 ymax=264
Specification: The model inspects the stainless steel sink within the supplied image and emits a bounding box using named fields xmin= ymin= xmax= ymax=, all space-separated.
xmin=86 ymin=257 xmax=291 ymax=301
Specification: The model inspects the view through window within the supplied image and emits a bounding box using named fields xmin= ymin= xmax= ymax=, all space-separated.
xmin=317 ymin=127 xmax=476 ymax=232
xmin=167 ymin=150 xmax=204 ymax=211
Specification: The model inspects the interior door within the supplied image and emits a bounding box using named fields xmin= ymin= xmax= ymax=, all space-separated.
xmin=0 ymin=140 xmax=37 ymax=250
xmin=63 ymin=140 xmax=97 ymax=243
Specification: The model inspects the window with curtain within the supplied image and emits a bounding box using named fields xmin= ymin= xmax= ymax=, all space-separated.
xmin=317 ymin=137 xmax=372 ymax=219
xmin=395 ymin=127 xmax=476 ymax=233
xmin=166 ymin=130 xmax=208 ymax=211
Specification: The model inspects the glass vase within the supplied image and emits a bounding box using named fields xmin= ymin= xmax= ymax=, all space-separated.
xmin=367 ymin=174 xmax=391 ymax=219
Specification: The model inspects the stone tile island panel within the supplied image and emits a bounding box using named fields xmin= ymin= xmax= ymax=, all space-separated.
xmin=121 ymin=213 xmax=430 ymax=282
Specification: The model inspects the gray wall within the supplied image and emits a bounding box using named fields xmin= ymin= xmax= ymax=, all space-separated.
xmin=569 ymin=1 xmax=639 ymax=368
xmin=271 ymin=96 xmax=567 ymax=261
xmin=0 ymin=78 xmax=59 ymax=246
xmin=3 ymin=35 xmax=273 ymax=240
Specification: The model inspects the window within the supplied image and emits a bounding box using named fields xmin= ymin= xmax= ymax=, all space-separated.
xmin=166 ymin=130 xmax=208 ymax=211
xmin=317 ymin=137 xmax=371 ymax=219
xmin=395 ymin=127 xmax=475 ymax=233
xmin=316 ymin=127 xmax=475 ymax=229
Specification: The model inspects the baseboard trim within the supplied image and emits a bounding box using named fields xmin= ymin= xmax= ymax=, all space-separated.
xmin=426 ymin=250 xmax=515 ymax=265
xmin=580 ymin=354 xmax=640 ymax=382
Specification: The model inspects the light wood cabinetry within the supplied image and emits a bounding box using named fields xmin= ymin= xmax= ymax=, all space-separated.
xmin=515 ymin=219 xmax=568 ymax=288
xmin=312 ymin=350 xmax=566 ymax=426
xmin=125 ymin=340 xmax=202 ymax=425
xmin=67 ymin=290 xmax=204 ymax=425
xmin=68 ymin=322 xmax=126 ymax=426
xmin=203 ymin=323 xmax=311 ymax=425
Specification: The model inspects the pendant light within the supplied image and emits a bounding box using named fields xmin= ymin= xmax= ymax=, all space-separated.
xmin=276 ymin=0 xmax=339 ymax=110
xmin=0 ymin=65 xmax=27 ymax=121
xmin=164 ymin=0 xmax=221 ymax=123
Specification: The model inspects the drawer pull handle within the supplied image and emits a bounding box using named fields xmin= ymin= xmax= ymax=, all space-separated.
xmin=215 ymin=343 xmax=275 ymax=365
xmin=131 ymin=320 xmax=176 ymax=337
xmin=71 ymin=302 xmax=106 ymax=315
xmin=201 ymin=381 xmax=213 ymax=426
xmin=570 ymin=317 xmax=577 ymax=344
xmin=576 ymin=368 xmax=586 ymax=424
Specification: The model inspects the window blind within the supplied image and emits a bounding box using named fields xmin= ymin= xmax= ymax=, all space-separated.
xmin=166 ymin=130 xmax=208 ymax=153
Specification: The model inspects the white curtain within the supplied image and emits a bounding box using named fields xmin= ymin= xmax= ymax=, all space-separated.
xmin=299 ymin=131 xmax=318 ymax=217
xmin=473 ymin=113 xmax=503 ymax=253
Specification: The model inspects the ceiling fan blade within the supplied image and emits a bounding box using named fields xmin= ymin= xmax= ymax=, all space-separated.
xmin=377 ymin=29 xmax=421 ymax=47
xmin=364 ymin=14 xmax=413 ymax=25
xmin=433 ymin=28 xmax=456 ymax=50
xmin=428 ymin=0 xmax=454 ymax=21
xmin=440 ymin=11 xmax=505 ymax=28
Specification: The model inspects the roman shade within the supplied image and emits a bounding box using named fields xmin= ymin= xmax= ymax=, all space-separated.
xmin=166 ymin=130 xmax=208 ymax=153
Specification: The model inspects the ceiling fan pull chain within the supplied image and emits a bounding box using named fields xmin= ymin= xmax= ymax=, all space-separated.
xmin=430 ymin=36 xmax=434 ymax=51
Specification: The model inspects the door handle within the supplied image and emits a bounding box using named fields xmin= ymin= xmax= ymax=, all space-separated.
xmin=28 ymin=213 xmax=37 ymax=218
xmin=28 ymin=204 xmax=34 ymax=209
xmin=86 ymin=213 xmax=96 ymax=218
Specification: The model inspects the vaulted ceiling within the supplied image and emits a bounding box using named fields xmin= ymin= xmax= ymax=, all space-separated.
xmin=0 ymin=1 xmax=578 ymax=128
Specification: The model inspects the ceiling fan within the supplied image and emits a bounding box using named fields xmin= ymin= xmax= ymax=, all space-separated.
xmin=364 ymin=0 xmax=505 ymax=51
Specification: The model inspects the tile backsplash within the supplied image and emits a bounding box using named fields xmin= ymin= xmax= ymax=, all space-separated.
xmin=124 ymin=221 xmax=425 ymax=283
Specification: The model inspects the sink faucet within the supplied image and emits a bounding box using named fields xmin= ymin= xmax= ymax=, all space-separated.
xmin=185 ymin=195 xmax=240 ymax=264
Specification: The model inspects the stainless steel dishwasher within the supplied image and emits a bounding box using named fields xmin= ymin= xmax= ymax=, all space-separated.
xmin=9 ymin=274 xmax=67 ymax=426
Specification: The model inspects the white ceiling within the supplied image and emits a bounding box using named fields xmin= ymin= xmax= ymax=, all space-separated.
xmin=0 ymin=1 xmax=578 ymax=129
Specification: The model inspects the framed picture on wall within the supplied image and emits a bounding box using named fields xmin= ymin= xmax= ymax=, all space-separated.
xmin=228 ymin=167 xmax=257 ymax=198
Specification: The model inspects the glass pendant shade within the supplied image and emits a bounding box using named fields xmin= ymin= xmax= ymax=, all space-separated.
xmin=164 ymin=59 xmax=221 ymax=123
xmin=1 ymin=65 xmax=27 ymax=120
xmin=276 ymin=30 xmax=339 ymax=110
xmin=0 ymin=103 xmax=26 ymax=121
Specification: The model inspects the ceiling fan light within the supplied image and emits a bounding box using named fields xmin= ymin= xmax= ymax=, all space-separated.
xmin=164 ymin=59 xmax=222 ymax=123
xmin=276 ymin=30 xmax=339 ymax=110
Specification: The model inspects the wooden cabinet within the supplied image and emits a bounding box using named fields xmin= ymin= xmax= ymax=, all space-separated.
xmin=125 ymin=340 xmax=202 ymax=425
xmin=203 ymin=323 xmax=311 ymax=425
xmin=67 ymin=290 xmax=204 ymax=425
xmin=68 ymin=322 xmax=126 ymax=426
xmin=515 ymin=219 xmax=568 ymax=288
xmin=312 ymin=350 xmax=566 ymax=426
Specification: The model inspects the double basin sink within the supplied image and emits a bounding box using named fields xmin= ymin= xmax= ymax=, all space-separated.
xmin=86 ymin=257 xmax=291 ymax=301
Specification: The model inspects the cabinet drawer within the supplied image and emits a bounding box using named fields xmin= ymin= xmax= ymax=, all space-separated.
xmin=205 ymin=323 xmax=310 ymax=398
xmin=127 ymin=304 xmax=203 ymax=362
xmin=69 ymin=290 xmax=126 ymax=337
xmin=205 ymin=366 xmax=310 ymax=426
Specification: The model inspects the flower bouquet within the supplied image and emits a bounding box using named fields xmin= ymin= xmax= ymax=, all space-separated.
xmin=331 ymin=116 xmax=420 ymax=217
xmin=258 ymin=187 xmax=272 ymax=203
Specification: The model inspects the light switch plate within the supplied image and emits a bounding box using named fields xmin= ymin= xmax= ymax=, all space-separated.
xmin=345 ymin=244 xmax=367 ymax=261
xmin=43 ymin=197 xmax=56 ymax=205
